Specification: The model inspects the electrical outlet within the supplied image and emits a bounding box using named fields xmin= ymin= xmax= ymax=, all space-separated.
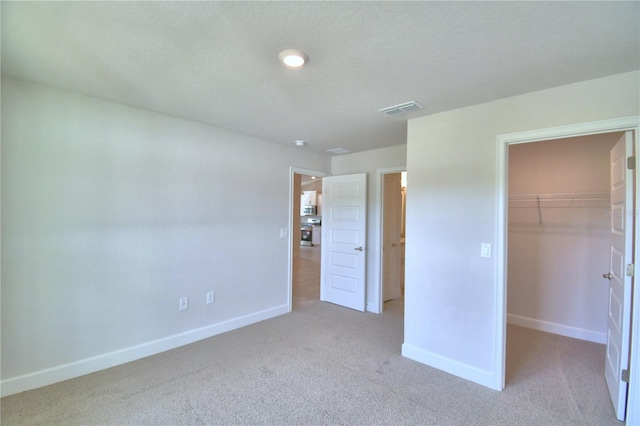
xmin=206 ymin=291 xmax=215 ymax=304
xmin=480 ymin=243 xmax=492 ymax=259
xmin=179 ymin=297 xmax=189 ymax=310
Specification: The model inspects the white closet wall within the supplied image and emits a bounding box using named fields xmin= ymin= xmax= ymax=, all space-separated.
xmin=507 ymin=133 xmax=621 ymax=343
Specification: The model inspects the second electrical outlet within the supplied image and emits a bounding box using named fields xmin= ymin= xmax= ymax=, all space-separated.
xmin=179 ymin=297 xmax=189 ymax=311
xmin=206 ymin=291 xmax=215 ymax=304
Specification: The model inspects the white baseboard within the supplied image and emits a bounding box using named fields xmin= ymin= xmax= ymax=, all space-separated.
xmin=1 ymin=304 xmax=289 ymax=397
xmin=401 ymin=343 xmax=499 ymax=391
xmin=507 ymin=314 xmax=606 ymax=344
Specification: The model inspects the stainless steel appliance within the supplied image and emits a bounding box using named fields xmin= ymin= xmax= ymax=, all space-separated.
xmin=302 ymin=205 xmax=317 ymax=216
xmin=301 ymin=225 xmax=313 ymax=246
xmin=301 ymin=217 xmax=321 ymax=246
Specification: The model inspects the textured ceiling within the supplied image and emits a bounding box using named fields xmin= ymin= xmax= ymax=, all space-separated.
xmin=2 ymin=1 xmax=639 ymax=155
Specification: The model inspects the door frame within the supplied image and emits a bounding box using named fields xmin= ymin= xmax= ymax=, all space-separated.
xmin=376 ymin=166 xmax=406 ymax=313
xmin=288 ymin=167 xmax=329 ymax=312
xmin=495 ymin=116 xmax=640 ymax=421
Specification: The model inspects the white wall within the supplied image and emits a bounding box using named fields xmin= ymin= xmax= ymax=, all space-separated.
xmin=403 ymin=71 xmax=640 ymax=388
xmin=0 ymin=77 xmax=330 ymax=395
xmin=508 ymin=134 xmax=619 ymax=343
xmin=331 ymin=144 xmax=407 ymax=312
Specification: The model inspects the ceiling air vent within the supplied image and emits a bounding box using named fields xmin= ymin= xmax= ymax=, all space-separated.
xmin=378 ymin=100 xmax=423 ymax=117
xmin=326 ymin=147 xmax=351 ymax=155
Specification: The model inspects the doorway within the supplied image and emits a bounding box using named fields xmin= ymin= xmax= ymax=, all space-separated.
xmin=496 ymin=117 xmax=639 ymax=421
xmin=507 ymin=133 xmax=619 ymax=344
xmin=289 ymin=169 xmax=370 ymax=313
xmin=505 ymin=133 xmax=621 ymax=418
xmin=289 ymin=168 xmax=326 ymax=311
xmin=379 ymin=169 xmax=407 ymax=314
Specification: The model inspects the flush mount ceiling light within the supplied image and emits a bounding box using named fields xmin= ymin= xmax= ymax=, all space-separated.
xmin=295 ymin=140 xmax=306 ymax=146
xmin=279 ymin=49 xmax=308 ymax=67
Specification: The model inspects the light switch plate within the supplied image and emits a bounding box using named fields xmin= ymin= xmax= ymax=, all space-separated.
xmin=481 ymin=243 xmax=492 ymax=258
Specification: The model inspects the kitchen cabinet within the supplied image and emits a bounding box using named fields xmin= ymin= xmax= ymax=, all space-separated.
xmin=301 ymin=191 xmax=322 ymax=216
xmin=302 ymin=191 xmax=316 ymax=206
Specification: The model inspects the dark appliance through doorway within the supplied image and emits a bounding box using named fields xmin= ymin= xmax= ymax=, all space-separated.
xmin=301 ymin=217 xmax=320 ymax=246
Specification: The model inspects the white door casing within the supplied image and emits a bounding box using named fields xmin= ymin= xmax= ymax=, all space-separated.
xmin=605 ymin=131 xmax=634 ymax=421
xmin=383 ymin=173 xmax=402 ymax=302
xmin=321 ymin=173 xmax=367 ymax=311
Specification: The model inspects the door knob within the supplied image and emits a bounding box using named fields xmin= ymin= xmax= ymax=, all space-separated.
xmin=354 ymin=246 xmax=364 ymax=252
xmin=603 ymin=272 xmax=613 ymax=280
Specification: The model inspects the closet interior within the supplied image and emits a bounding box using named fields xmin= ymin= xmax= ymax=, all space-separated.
xmin=507 ymin=132 xmax=622 ymax=343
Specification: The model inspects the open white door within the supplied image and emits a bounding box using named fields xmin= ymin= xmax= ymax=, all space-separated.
xmin=321 ymin=173 xmax=367 ymax=311
xmin=383 ymin=173 xmax=402 ymax=301
xmin=605 ymin=131 xmax=634 ymax=421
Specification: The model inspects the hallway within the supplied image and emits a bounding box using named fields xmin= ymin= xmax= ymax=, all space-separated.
xmin=292 ymin=246 xmax=321 ymax=309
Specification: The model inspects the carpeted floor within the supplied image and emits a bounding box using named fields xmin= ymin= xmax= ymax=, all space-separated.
xmin=1 ymin=246 xmax=621 ymax=425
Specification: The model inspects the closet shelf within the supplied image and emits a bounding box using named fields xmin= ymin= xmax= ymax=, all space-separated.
xmin=508 ymin=192 xmax=610 ymax=208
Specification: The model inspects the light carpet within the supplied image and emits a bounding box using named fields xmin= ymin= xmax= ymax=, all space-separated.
xmin=1 ymin=296 xmax=620 ymax=425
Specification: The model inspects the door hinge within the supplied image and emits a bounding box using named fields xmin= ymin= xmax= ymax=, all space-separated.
xmin=628 ymin=156 xmax=636 ymax=170
xmin=622 ymin=369 xmax=630 ymax=383
xmin=626 ymin=264 xmax=635 ymax=277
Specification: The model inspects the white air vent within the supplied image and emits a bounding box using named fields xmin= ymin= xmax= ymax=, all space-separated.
xmin=326 ymin=147 xmax=351 ymax=155
xmin=378 ymin=100 xmax=423 ymax=117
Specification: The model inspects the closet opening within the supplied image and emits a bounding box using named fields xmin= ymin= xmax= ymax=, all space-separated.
xmin=507 ymin=133 xmax=620 ymax=344
xmin=503 ymin=129 xmax=635 ymax=422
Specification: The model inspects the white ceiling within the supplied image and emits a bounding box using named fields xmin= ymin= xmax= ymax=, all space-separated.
xmin=2 ymin=1 xmax=639 ymax=155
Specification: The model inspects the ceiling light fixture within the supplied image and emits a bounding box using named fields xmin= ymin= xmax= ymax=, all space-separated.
xmin=295 ymin=140 xmax=306 ymax=146
xmin=279 ymin=49 xmax=308 ymax=67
